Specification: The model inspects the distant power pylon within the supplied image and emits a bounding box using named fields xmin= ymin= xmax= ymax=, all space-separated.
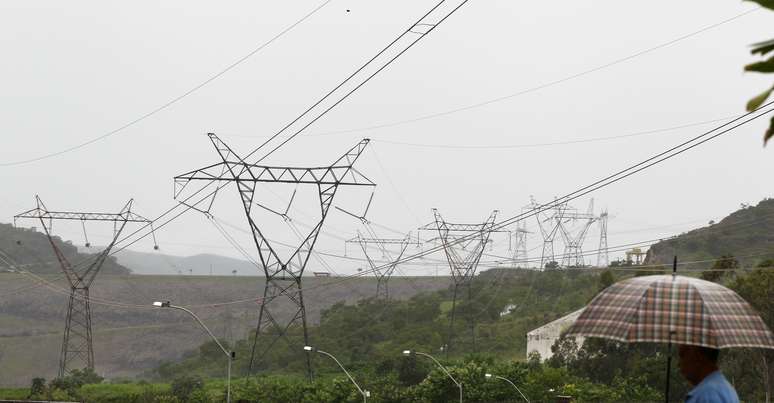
xmin=14 ymin=196 xmax=153 ymax=377
xmin=527 ymin=197 xmax=566 ymax=269
xmin=174 ymin=134 xmax=374 ymax=379
xmin=558 ymin=199 xmax=598 ymax=268
xmin=509 ymin=219 xmax=529 ymax=268
xmin=338 ymin=199 xmax=415 ymax=300
xmin=420 ymin=209 xmax=499 ymax=357
xmin=597 ymin=210 xmax=609 ymax=267
xmin=345 ymin=230 xmax=413 ymax=300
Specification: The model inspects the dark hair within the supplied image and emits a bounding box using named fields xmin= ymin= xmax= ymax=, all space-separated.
xmin=698 ymin=346 xmax=720 ymax=363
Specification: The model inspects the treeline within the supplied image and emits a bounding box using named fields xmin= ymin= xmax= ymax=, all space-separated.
xmin=153 ymin=268 xmax=601 ymax=378
xmin=646 ymin=198 xmax=774 ymax=268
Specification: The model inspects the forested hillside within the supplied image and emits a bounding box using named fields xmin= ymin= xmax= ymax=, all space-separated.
xmin=153 ymin=268 xmax=604 ymax=379
xmin=0 ymin=223 xmax=129 ymax=275
xmin=645 ymin=198 xmax=774 ymax=268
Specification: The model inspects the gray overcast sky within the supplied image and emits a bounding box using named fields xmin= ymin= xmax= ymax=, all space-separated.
xmin=1 ymin=0 xmax=772 ymax=275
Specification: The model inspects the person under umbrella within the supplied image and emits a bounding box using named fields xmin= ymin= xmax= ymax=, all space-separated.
xmin=678 ymin=344 xmax=738 ymax=402
xmin=565 ymin=271 xmax=774 ymax=402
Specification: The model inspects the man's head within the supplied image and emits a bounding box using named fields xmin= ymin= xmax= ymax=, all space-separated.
xmin=677 ymin=344 xmax=720 ymax=385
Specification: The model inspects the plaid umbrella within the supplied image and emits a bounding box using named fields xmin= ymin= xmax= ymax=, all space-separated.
xmin=565 ymin=274 xmax=774 ymax=349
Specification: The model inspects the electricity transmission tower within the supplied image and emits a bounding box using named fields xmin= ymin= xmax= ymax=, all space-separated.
xmin=557 ymin=199 xmax=598 ymax=268
xmin=597 ymin=210 xmax=609 ymax=267
xmin=338 ymin=199 xmax=415 ymax=300
xmin=509 ymin=219 xmax=529 ymax=268
xmin=344 ymin=230 xmax=412 ymax=300
xmin=527 ymin=197 xmax=566 ymax=269
xmin=14 ymin=196 xmax=152 ymax=377
xmin=419 ymin=209 xmax=499 ymax=357
xmin=174 ymin=134 xmax=374 ymax=379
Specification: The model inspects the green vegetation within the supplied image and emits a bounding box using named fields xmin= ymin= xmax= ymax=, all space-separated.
xmin=4 ymin=264 xmax=774 ymax=401
xmin=4 ymin=199 xmax=774 ymax=401
xmin=152 ymin=268 xmax=601 ymax=379
xmin=646 ymin=198 xmax=774 ymax=268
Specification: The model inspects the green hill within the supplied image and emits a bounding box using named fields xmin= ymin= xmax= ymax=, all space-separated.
xmin=644 ymin=198 xmax=774 ymax=268
xmin=0 ymin=223 xmax=130 ymax=275
xmin=154 ymin=268 xmax=604 ymax=379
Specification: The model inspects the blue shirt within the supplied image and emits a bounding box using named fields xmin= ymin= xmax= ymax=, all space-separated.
xmin=685 ymin=370 xmax=739 ymax=403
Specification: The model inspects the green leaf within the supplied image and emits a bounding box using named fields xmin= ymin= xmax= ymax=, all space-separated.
xmin=751 ymin=39 xmax=774 ymax=56
xmin=745 ymin=0 xmax=774 ymax=10
xmin=746 ymin=86 xmax=773 ymax=111
xmin=745 ymin=56 xmax=774 ymax=73
xmin=765 ymin=115 xmax=774 ymax=145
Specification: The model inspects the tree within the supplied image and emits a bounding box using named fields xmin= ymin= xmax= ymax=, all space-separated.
xmin=701 ymin=255 xmax=739 ymax=282
xmin=598 ymin=270 xmax=615 ymax=291
xmin=744 ymin=1 xmax=774 ymax=144
xmin=29 ymin=377 xmax=46 ymax=398
xmin=171 ymin=375 xmax=204 ymax=401
xmin=726 ymin=267 xmax=774 ymax=401
xmin=547 ymin=333 xmax=580 ymax=369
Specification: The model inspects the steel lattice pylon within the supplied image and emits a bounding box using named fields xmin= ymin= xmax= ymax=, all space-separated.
xmin=345 ymin=230 xmax=412 ymax=300
xmin=174 ymin=134 xmax=374 ymax=379
xmin=14 ymin=196 xmax=151 ymax=377
xmin=597 ymin=210 xmax=610 ymax=267
xmin=510 ymin=219 xmax=529 ymax=268
xmin=419 ymin=209 xmax=499 ymax=357
xmin=557 ymin=199 xmax=598 ymax=268
xmin=527 ymin=197 xmax=567 ymax=270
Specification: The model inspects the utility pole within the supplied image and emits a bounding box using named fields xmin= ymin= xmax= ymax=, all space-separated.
xmin=15 ymin=196 xmax=153 ymax=377
xmin=419 ymin=209 xmax=500 ymax=357
xmin=174 ymin=134 xmax=374 ymax=379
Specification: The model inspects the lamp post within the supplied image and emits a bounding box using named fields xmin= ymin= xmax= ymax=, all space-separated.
xmin=403 ymin=350 xmax=462 ymax=403
xmin=153 ymin=301 xmax=233 ymax=403
xmin=304 ymin=346 xmax=369 ymax=402
xmin=485 ymin=373 xmax=530 ymax=403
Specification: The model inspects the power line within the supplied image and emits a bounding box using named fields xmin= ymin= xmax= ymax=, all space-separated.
xmin=370 ymin=116 xmax=738 ymax=150
xmin=244 ymin=0 xmax=472 ymax=163
xmin=283 ymin=102 xmax=774 ymax=294
xmin=10 ymin=51 xmax=773 ymax=315
xmin=310 ymin=7 xmax=759 ymax=137
xmin=0 ymin=0 xmax=333 ymax=167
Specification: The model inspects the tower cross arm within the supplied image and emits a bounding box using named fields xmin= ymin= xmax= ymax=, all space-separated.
xmin=346 ymin=236 xmax=410 ymax=245
xmin=418 ymin=222 xmax=506 ymax=232
xmin=174 ymin=137 xmax=375 ymax=187
xmin=14 ymin=210 xmax=151 ymax=223
xmin=175 ymin=162 xmax=376 ymax=186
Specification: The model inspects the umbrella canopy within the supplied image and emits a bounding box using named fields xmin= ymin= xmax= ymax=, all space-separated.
xmin=566 ymin=274 xmax=774 ymax=349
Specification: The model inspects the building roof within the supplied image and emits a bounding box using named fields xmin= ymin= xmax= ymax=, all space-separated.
xmin=527 ymin=308 xmax=585 ymax=336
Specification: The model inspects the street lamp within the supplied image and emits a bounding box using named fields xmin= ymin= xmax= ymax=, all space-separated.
xmin=485 ymin=373 xmax=530 ymax=403
xmin=304 ymin=346 xmax=370 ymax=402
xmin=153 ymin=301 xmax=233 ymax=403
xmin=403 ymin=350 xmax=462 ymax=403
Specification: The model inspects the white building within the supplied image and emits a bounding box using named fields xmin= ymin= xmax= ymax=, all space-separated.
xmin=526 ymin=308 xmax=586 ymax=361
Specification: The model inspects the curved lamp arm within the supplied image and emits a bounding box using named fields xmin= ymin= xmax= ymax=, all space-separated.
xmin=488 ymin=374 xmax=529 ymax=403
xmin=406 ymin=350 xmax=462 ymax=403
xmin=167 ymin=303 xmax=230 ymax=358
xmin=307 ymin=347 xmax=369 ymax=402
